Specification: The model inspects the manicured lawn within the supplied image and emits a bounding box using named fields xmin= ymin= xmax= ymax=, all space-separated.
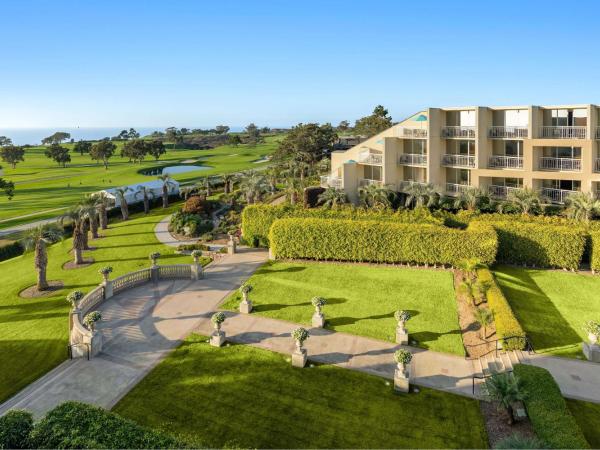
xmin=493 ymin=265 xmax=600 ymax=358
xmin=114 ymin=334 xmax=488 ymax=449
xmin=0 ymin=205 xmax=206 ymax=403
xmin=566 ymin=399 xmax=600 ymax=448
xmin=221 ymin=261 xmax=464 ymax=355
xmin=0 ymin=137 xmax=280 ymax=228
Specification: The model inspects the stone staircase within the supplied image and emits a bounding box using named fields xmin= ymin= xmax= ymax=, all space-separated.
xmin=471 ymin=350 xmax=530 ymax=396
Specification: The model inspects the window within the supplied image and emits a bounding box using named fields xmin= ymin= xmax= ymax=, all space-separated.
xmin=458 ymin=140 xmax=475 ymax=155
xmin=406 ymin=140 xmax=426 ymax=154
xmin=547 ymin=146 xmax=581 ymax=158
xmin=551 ymin=109 xmax=587 ymax=127
xmin=504 ymin=141 xmax=522 ymax=157
xmin=505 ymin=110 xmax=528 ymax=127
xmin=363 ymin=165 xmax=382 ymax=181
xmin=460 ymin=110 xmax=476 ymax=127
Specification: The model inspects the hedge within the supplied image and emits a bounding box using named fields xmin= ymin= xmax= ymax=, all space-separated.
xmin=0 ymin=241 xmax=24 ymax=262
xmin=0 ymin=410 xmax=33 ymax=449
xmin=477 ymin=268 xmax=526 ymax=350
xmin=591 ymin=230 xmax=600 ymax=273
xmin=513 ymin=365 xmax=590 ymax=449
xmin=269 ymin=218 xmax=497 ymax=266
xmin=242 ymin=204 xmax=443 ymax=247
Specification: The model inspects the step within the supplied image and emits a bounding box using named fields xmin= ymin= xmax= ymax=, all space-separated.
xmin=486 ymin=354 xmax=505 ymax=374
xmin=471 ymin=358 xmax=484 ymax=377
xmin=500 ymin=352 xmax=513 ymax=371
xmin=481 ymin=356 xmax=492 ymax=377
xmin=508 ymin=350 xmax=521 ymax=366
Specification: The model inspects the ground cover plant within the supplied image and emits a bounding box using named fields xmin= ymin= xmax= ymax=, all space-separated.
xmin=114 ymin=334 xmax=487 ymax=449
xmin=493 ymin=265 xmax=600 ymax=358
xmin=221 ymin=260 xmax=464 ymax=355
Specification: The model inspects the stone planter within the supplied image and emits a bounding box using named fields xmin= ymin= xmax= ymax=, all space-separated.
xmin=102 ymin=273 xmax=110 ymax=283
xmin=583 ymin=342 xmax=600 ymax=362
xmin=394 ymin=362 xmax=410 ymax=393
xmin=240 ymin=299 xmax=253 ymax=314
xmin=292 ymin=343 xmax=307 ymax=368
xmin=227 ymin=236 xmax=237 ymax=255
xmin=210 ymin=328 xmax=226 ymax=347
xmin=396 ymin=323 xmax=409 ymax=345
xmin=589 ymin=333 xmax=598 ymax=345
xmin=312 ymin=311 xmax=325 ymax=328
xmin=191 ymin=263 xmax=203 ymax=280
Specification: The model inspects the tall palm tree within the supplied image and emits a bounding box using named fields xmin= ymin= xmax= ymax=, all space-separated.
xmin=22 ymin=224 xmax=62 ymax=290
xmin=403 ymin=182 xmax=440 ymax=208
xmin=61 ymin=208 xmax=85 ymax=265
xmin=483 ymin=373 xmax=527 ymax=425
xmin=239 ymin=171 xmax=267 ymax=204
xmin=135 ymin=185 xmax=155 ymax=214
xmin=222 ymin=174 xmax=234 ymax=194
xmin=318 ymin=187 xmax=347 ymax=209
xmin=507 ymin=187 xmax=541 ymax=216
xmin=453 ymin=187 xmax=488 ymax=211
xmin=114 ymin=187 xmax=131 ymax=220
xmin=92 ymin=192 xmax=111 ymax=230
xmin=358 ymin=183 xmax=394 ymax=209
xmin=564 ymin=191 xmax=600 ymax=222
xmin=285 ymin=177 xmax=303 ymax=205
xmin=78 ymin=195 xmax=100 ymax=241
xmin=157 ymin=174 xmax=176 ymax=208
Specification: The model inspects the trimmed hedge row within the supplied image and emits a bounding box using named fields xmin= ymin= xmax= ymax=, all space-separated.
xmin=269 ymin=218 xmax=497 ymax=266
xmin=591 ymin=231 xmax=600 ymax=273
xmin=0 ymin=241 xmax=24 ymax=262
xmin=513 ymin=364 xmax=590 ymax=449
xmin=477 ymin=268 xmax=526 ymax=350
xmin=242 ymin=204 xmax=443 ymax=247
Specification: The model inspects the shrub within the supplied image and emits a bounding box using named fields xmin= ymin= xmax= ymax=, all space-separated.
xmin=169 ymin=212 xmax=212 ymax=237
xmin=269 ymin=218 xmax=497 ymax=266
xmin=394 ymin=310 xmax=411 ymax=323
xmin=513 ymin=364 xmax=590 ymax=449
xmin=394 ymin=349 xmax=412 ymax=365
xmin=291 ymin=327 xmax=309 ymax=344
xmin=211 ymin=312 xmax=226 ymax=326
xmin=494 ymin=433 xmax=546 ymax=449
xmin=0 ymin=410 xmax=33 ymax=449
xmin=477 ymin=269 xmax=526 ymax=350
xmin=591 ymin=230 xmax=600 ymax=273
xmin=66 ymin=290 xmax=85 ymax=308
xmin=83 ymin=311 xmax=102 ymax=331
xmin=28 ymin=401 xmax=184 ymax=449
xmin=0 ymin=241 xmax=24 ymax=262
xmin=177 ymin=243 xmax=210 ymax=252
xmin=242 ymin=204 xmax=443 ymax=247
xmin=98 ymin=266 xmax=113 ymax=276
xmin=182 ymin=196 xmax=209 ymax=214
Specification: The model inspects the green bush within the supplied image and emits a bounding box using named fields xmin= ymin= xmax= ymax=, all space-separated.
xmin=28 ymin=401 xmax=186 ymax=449
xmin=591 ymin=231 xmax=600 ymax=273
xmin=0 ymin=241 xmax=24 ymax=262
xmin=177 ymin=243 xmax=210 ymax=252
xmin=0 ymin=410 xmax=33 ymax=449
xmin=513 ymin=365 xmax=590 ymax=449
xmin=242 ymin=204 xmax=444 ymax=247
xmin=269 ymin=218 xmax=497 ymax=266
xmin=477 ymin=269 xmax=526 ymax=350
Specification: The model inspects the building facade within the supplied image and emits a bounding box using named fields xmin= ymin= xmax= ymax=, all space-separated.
xmin=323 ymin=104 xmax=600 ymax=204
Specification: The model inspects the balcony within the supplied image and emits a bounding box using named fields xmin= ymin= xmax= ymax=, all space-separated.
xmin=398 ymin=153 xmax=427 ymax=166
xmin=488 ymin=155 xmax=523 ymax=169
xmin=358 ymin=150 xmax=383 ymax=165
xmin=540 ymin=187 xmax=577 ymax=204
xmin=446 ymin=183 xmax=470 ymax=195
xmin=398 ymin=127 xmax=427 ymax=138
xmin=539 ymin=157 xmax=581 ymax=172
xmin=488 ymin=126 xmax=528 ymax=139
xmin=320 ymin=175 xmax=342 ymax=189
xmin=359 ymin=179 xmax=383 ymax=187
xmin=489 ymin=185 xmax=520 ymax=199
xmin=596 ymin=159 xmax=600 ymax=172
xmin=442 ymin=126 xmax=476 ymax=138
xmin=398 ymin=180 xmax=428 ymax=191
xmin=539 ymin=126 xmax=587 ymax=139
xmin=442 ymin=154 xmax=476 ymax=168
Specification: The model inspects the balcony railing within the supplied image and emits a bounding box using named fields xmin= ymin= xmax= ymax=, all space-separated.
xmin=539 ymin=126 xmax=587 ymax=139
xmin=358 ymin=151 xmax=383 ymax=165
xmin=398 ymin=180 xmax=428 ymax=191
xmin=442 ymin=154 xmax=476 ymax=168
xmin=398 ymin=153 xmax=427 ymax=166
xmin=488 ymin=126 xmax=529 ymax=139
xmin=488 ymin=155 xmax=523 ymax=169
xmin=489 ymin=185 xmax=520 ymax=198
xmin=539 ymin=157 xmax=581 ymax=172
xmin=320 ymin=175 xmax=342 ymax=189
xmin=442 ymin=126 xmax=476 ymax=138
xmin=359 ymin=179 xmax=383 ymax=187
xmin=398 ymin=127 xmax=428 ymax=138
xmin=540 ymin=187 xmax=577 ymax=204
xmin=446 ymin=183 xmax=470 ymax=195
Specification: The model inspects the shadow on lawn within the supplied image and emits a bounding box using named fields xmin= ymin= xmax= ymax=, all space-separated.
xmin=328 ymin=312 xmax=393 ymax=327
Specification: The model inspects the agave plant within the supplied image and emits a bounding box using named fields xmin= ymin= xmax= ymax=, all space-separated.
xmin=482 ymin=373 xmax=527 ymax=424
xmin=211 ymin=312 xmax=226 ymax=331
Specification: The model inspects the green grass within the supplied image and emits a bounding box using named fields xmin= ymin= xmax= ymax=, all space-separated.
xmin=221 ymin=260 xmax=464 ymax=355
xmin=493 ymin=265 xmax=600 ymax=358
xmin=0 ymin=137 xmax=280 ymax=229
xmin=0 ymin=205 xmax=207 ymax=403
xmin=114 ymin=334 xmax=488 ymax=449
xmin=566 ymin=399 xmax=600 ymax=448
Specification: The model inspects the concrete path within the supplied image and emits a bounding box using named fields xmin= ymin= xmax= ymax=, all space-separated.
xmin=0 ymin=212 xmax=66 ymax=236
xmin=154 ymin=214 xmax=197 ymax=248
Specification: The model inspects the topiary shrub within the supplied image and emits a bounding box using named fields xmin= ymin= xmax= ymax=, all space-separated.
xmin=0 ymin=410 xmax=33 ymax=449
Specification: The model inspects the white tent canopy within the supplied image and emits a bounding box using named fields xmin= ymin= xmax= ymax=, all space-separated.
xmin=98 ymin=180 xmax=180 ymax=207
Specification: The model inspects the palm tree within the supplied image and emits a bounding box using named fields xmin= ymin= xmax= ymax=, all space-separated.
xmin=358 ymin=183 xmax=394 ymax=209
xmin=22 ymin=224 xmax=62 ymax=290
xmin=239 ymin=171 xmax=267 ymax=204
xmin=135 ymin=185 xmax=155 ymax=214
xmin=61 ymin=208 xmax=86 ymax=265
xmin=157 ymin=174 xmax=176 ymax=208
xmin=403 ymin=182 xmax=441 ymax=208
xmin=92 ymin=192 xmax=111 ymax=230
xmin=318 ymin=187 xmax=347 ymax=209
xmin=483 ymin=373 xmax=527 ymax=425
xmin=507 ymin=188 xmax=541 ymax=216
xmin=454 ymin=187 xmax=489 ymax=211
xmin=78 ymin=195 xmax=100 ymax=242
xmin=564 ymin=191 xmax=600 ymax=222
xmin=473 ymin=307 xmax=493 ymax=339
xmin=285 ymin=177 xmax=303 ymax=205
xmin=114 ymin=187 xmax=131 ymax=220
xmin=222 ymin=174 xmax=234 ymax=194
xmin=179 ymin=185 xmax=196 ymax=200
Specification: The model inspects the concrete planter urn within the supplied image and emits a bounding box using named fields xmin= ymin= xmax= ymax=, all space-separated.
xmin=393 ymin=349 xmax=412 ymax=393
xmin=190 ymin=250 xmax=204 ymax=280
xmin=239 ymin=284 xmax=253 ymax=314
xmin=582 ymin=320 xmax=600 ymax=362
xmin=291 ymin=327 xmax=309 ymax=367
xmin=83 ymin=311 xmax=102 ymax=332
xmin=149 ymin=252 xmax=161 ymax=267
xmin=311 ymin=297 xmax=326 ymax=328
xmin=210 ymin=312 xmax=226 ymax=347
xmin=66 ymin=290 xmax=85 ymax=311
xmin=227 ymin=232 xmax=237 ymax=255
xmin=394 ymin=310 xmax=411 ymax=345
xmin=98 ymin=266 xmax=113 ymax=283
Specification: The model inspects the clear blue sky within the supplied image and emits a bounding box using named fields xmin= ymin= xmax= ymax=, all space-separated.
xmin=1 ymin=0 xmax=600 ymax=129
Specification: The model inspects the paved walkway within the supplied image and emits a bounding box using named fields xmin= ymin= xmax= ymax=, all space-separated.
xmin=154 ymin=214 xmax=197 ymax=248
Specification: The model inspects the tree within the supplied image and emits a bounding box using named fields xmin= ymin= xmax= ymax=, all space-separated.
xmin=402 ymin=182 xmax=441 ymax=208
xmin=318 ymin=187 xmax=347 ymax=209
xmin=354 ymin=105 xmax=392 ymax=137
xmin=60 ymin=208 xmax=85 ymax=265
xmin=215 ymin=125 xmax=230 ymax=135
xmin=358 ymin=183 xmax=394 ymax=209
xmin=473 ymin=307 xmax=493 ymax=339
xmin=506 ymin=188 xmax=541 ymax=216
xmin=483 ymin=373 xmax=527 ymax=425
xmin=0 ymin=136 xmax=13 ymax=146
xmin=245 ymin=123 xmax=263 ymax=146
xmin=22 ymin=223 xmax=63 ymax=290
xmin=0 ymin=178 xmax=15 ymax=199
xmin=114 ymin=187 xmax=131 ymax=220
xmin=73 ymin=140 xmax=92 ymax=156
xmin=157 ymin=174 xmax=176 ymax=208
xmin=117 ymin=129 xmax=129 ymax=140
xmin=228 ymin=134 xmax=242 ymax=147
xmin=128 ymin=128 xmax=140 ymax=139
xmin=91 ymin=191 xmax=111 ymax=230
xmin=90 ymin=140 xmax=116 ymax=169
xmin=564 ymin=191 xmax=600 ymax=222
xmin=121 ymin=139 xmax=148 ymax=163
xmin=0 ymin=145 xmax=25 ymax=169
xmin=41 ymin=132 xmax=71 ymax=145
xmin=285 ymin=177 xmax=303 ymax=205
xmin=44 ymin=144 xmax=71 ymax=167
xmin=78 ymin=195 xmax=100 ymax=240
xmin=274 ymin=123 xmax=337 ymax=173
xmin=453 ymin=187 xmax=489 ymax=211
xmin=222 ymin=174 xmax=234 ymax=194
xmin=147 ymin=140 xmax=166 ymax=161
xmin=135 ymin=185 xmax=154 ymax=214
xmin=165 ymin=127 xmax=183 ymax=146
xmin=239 ymin=171 xmax=267 ymax=204
xmin=337 ymin=120 xmax=350 ymax=132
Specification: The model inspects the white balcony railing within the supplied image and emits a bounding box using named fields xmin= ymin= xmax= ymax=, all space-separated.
xmin=398 ymin=153 xmax=427 ymax=166
xmin=398 ymin=127 xmax=428 ymax=138
xmin=445 ymin=183 xmax=470 ymax=195
xmin=540 ymin=187 xmax=578 ymax=204
xmin=359 ymin=179 xmax=383 ymax=187
xmin=442 ymin=126 xmax=476 ymax=138
xmin=539 ymin=126 xmax=587 ymax=139
xmin=320 ymin=175 xmax=342 ymax=189
xmin=539 ymin=157 xmax=581 ymax=172
xmin=489 ymin=185 xmax=520 ymax=198
xmin=488 ymin=126 xmax=529 ymax=139
xmin=358 ymin=151 xmax=383 ymax=165
xmin=442 ymin=154 xmax=476 ymax=168
xmin=488 ymin=155 xmax=523 ymax=169
xmin=398 ymin=180 xmax=428 ymax=191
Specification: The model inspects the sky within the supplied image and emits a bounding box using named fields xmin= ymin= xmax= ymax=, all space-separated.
xmin=1 ymin=0 xmax=600 ymax=129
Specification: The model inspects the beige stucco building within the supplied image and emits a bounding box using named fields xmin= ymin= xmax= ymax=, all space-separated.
xmin=323 ymin=104 xmax=600 ymax=204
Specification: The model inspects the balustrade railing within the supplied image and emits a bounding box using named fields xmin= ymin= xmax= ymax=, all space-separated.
xmin=539 ymin=157 xmax=581 ymax=172
xmin=112 ymin=268 xmax=152 ymax=295
xmin=442 ymin=126 xmax=476 ymax=138
xmin=78 ymin=286 xmax=105 ymax=315
xmin=159 ymin=264 xmax=192 ymax=279
xmin=488 ymin=155 xmax=523 ymax=169
xmin=489 ymin=185 xmax=520 ymax=198
xmin=398 ymin=127 xmax=428 ymax=138
xmin=540 ymin=187 xmax=577 ymax=204
xmin=359 ymin=179 xmax=383 ymax=187
xmin=539 ymin=126 xmax=587 ymax=139
xmin=488 ymin=126 xmax=528 ymax=139
xmin=442 ymin=154 xmax=475 ymax=168
xmin=446 ymin=183 xmax=470 ymax=195
xmin=358 ymin=151 xmax=383 ymax=165
xmin=398 ymin=153 xmax=427 ymax=166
